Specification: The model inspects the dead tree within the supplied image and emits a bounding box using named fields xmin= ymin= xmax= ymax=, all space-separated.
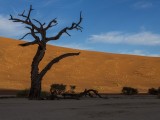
xmin=9 ymin=5 xmax=82 ymax=100
xmin=79 ymin=89 xmax=102 ymax=98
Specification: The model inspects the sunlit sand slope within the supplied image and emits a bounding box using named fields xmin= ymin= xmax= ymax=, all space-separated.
xmin=0 ymin=37 xmax=160 ymax=93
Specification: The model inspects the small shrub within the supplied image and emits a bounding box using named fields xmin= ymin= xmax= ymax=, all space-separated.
xmin=148 ymin=87 xmax=160 ymax=95
xmin=50 ymin=83 xmax=66 ymax=94
xmin=148 ymin=88 xmax=158 ymax=95
xmin=122 ymin=87 xmax=138 ymax=95
xmin=17 ymin=89 xmax=29 ymax=98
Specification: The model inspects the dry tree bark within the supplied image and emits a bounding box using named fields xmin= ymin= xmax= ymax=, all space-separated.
xmin=9 ymin=5 xmax=83 ymax=99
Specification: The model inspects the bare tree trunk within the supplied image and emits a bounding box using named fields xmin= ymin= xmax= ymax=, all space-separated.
xmin=9 ymin=5 xmax=82 ymax=100
xmin=29 ymin=79 xmax=41 ymax=99
xmin=28 ymin=45 xmax=80 ymax=100
xmin=29 ymin=45 xmax=46 ymax=99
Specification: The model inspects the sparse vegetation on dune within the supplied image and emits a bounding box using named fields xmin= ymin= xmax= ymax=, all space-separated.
xmin=49 ymin=84 xmax=103 ymax=100
xmin=0 ymin=37 xmax=160 ymax=94
xmin=148 ymin=87 xmax=160 ymax=95
xmin=122 ymin=87 xmax=138 ymax=95
xmin=50 ymin=84 xmax=67 ymax=95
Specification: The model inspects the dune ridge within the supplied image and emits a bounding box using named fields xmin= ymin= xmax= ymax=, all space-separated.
xmin=0 ymin=37 xmax=160 ymax=93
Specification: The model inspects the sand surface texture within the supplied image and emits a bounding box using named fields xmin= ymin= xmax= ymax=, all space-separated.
xmin=0 ymin=37 xmax=160 ymax=93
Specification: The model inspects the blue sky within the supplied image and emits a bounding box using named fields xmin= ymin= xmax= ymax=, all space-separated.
xmin=0 ymin=0 xmax=160 ymax=57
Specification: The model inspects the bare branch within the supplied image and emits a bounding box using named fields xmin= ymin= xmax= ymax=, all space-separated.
xmin=30 ymin=27 xmax=40 ymax=40
xmin=42 ymin=23 xmax=46 ymax=26
xmin=46 ymin=12 xmax=83 ymax=42
xmin=39 ymin=52 xmax=80 ymax=79
xmin=19 ymin=31 xmax=39 ymax=40
xmin=25 ymin=26 xmax=32 ymax=30
xmin=9 ymin=5 xmax=82 ymax=46
xmin=45 ymin=18 xmax=57 ymax=30
xmin=9 ymin=15 xmax=13 ymax=19
xmin=20 ymin=32 xmax=31 ymax=40
xmin=9 ymin=5 xmax=39 ymax=32
xmin=27 ymin=5 xmax=34 ymax=21
xmin=9 ymin=15 xmax=26 ymax=23
xmin=19 ymin=40 xmax=38 ymax=47
xmin=65 ymin=31 xmax=71 ymax=36
xmin=33 ymin=19 xmax=44 ymax=28
xmin=22 ymin=10 xmax=25 ymax=15
xmin=18 ymin=10 xmax=27 ymax=18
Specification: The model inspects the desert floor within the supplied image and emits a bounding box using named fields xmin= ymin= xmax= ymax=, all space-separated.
xmin=0 ymin=95 xmax=160 ymax=120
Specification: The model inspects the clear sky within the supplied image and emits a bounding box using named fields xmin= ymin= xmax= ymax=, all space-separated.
xmin=0 ymin=0 xmax=160 ymax=57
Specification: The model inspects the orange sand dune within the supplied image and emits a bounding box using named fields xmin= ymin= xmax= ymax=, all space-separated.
xmin=0 ymin=37 xmax=160 ymax=93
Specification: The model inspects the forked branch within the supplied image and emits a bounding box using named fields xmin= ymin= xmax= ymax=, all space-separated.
xmin=9 ymin=5 xmax=39 ymax=33
xmin=9 ymin=5 xmax=83 ymax=45
xmin=46 ymin=12 xmax=83 ymax=42
xmin=45 ymin=18 xmax=57 ymax=30
xmin=33 ymin=19 xmax=46 ymax=28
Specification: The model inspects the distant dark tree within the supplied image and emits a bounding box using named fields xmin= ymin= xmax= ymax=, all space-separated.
xmin=9 ymin=5 xmax=82 ymax=100
xmin=79 ymin=89 xmax=102 ymax=98
xmin=122 ymin=87 xmax=138 ymax=95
